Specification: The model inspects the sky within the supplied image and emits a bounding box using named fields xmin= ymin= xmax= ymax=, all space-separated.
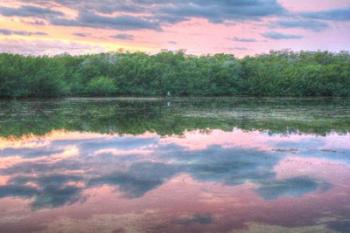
xmin=0 ymin=0 xmax=349 ymax=57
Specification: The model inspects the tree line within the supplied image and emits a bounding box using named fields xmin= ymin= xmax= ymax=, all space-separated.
xmin=0 ymin=50 xmax=349 ymax=98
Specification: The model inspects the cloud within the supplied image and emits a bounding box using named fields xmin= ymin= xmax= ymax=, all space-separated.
xmin=73 ymin=32 xmax=90 ymax=37
xmin=50 ymin=11 xmax=161 ymax=31
xmin=272 ymin=19 xmax=329 ymax=32
xmin=29 ymin=0 xmax=147 ymax=14
xmin=232 ymin=37 xmax=257 ymax=42
xmin=112 ymin=33 xmax=134 ymax=41
xmin=262 ymin=31 xmax=303 ymax=40
xmin=0 ymin=39 xmax=107 ymax=55
xmin=7 ymin=0 xmax=287 ymax=31
xmin=232 ymin=47 xmax=248 ymax=51
xmin=303 ymin=7 xmax=350 ymax=21
xmin=155 ymin=0 xmax=286 ymax=24
xmin=24 ymin=0 xmax=286 ymax=22
xmin=0 ymin=5 xmax=64 ymax=18
xmin=0 ymin=28 xmax=47 ymax=36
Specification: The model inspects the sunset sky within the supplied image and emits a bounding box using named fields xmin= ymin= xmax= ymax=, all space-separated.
xmin=0 ymin=0 xmax=349 ymax=57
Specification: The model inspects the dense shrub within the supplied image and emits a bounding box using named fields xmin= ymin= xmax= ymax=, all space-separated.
xmin=0 ymin=50 xmax=349 ymax=98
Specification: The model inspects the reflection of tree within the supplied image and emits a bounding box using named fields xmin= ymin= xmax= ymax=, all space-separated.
xmin=0 ymin=98 xmax=349 ymax=137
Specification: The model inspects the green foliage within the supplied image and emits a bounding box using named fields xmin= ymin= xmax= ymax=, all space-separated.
xmin=85 ymin=76 xmax=117 ymax=96
xmin=0 ymin=50 xmax=349 ymax=98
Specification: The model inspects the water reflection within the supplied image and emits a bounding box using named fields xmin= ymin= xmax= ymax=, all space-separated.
xmin=0 ymin=128 xmax=349 ymax=232
xmin=0 ymin=97 xmax=349 ymax=137
xmin=0 ymin=98 xmax=349 ymax=233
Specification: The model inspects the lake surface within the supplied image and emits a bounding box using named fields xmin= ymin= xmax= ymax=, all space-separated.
xmin=0 ymin=98 xmax=350 ymax=233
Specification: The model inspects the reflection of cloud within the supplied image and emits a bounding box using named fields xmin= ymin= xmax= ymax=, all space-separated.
xmin=1 ymin=129 xmax=349 ymax=209
xmin=0 ymin=174 xmax=84 ymax=209
xmin=0 ymin=184 xmax=38 ymax=198
xmin=53 ymin=136 xmax=159 ymax=154
xmin=257 ymin=177 xmax=329 ymax=200
xmin=158 ymin=144 xmax=280 ymax=185
xmin=0 ymin=147 xmax=64 ymax=158
xmin=160 ymin=130 xmax=273 ymax=151
xmin=89 ymin=162 xmax=179 ymax=198
xmin=2 ymin=159 xmax=81 ymax=175
xmin=274 ymin=138 xmax=350 ymax=164
xmin=327 ymin=220 xmax=350 ymax=233
xmin=175 ymin=213 xmax=213 ymax=225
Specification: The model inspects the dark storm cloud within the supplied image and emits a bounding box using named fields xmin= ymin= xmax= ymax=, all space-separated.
xmin=272 ymin=19 xmax=329 ymax=32
xmin=262 ymin=31 xmax=303 ymax=40
xmin=0 ymin=28 xmax=48 ymax=36
xmin=112 ymin=33 xmax=135 ymax=41
xmin=0 ymin=4 xmax=63 ymax=18
xmin=303 ymin=7 xmax=350 ymax=21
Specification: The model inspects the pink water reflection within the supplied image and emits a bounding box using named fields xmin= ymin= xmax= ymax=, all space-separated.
xmin=0 ymin=129 xmax=349 ymax=233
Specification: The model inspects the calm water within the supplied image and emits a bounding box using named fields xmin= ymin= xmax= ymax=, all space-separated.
xmin=0 ymin=98 xmax=350 ymax=233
